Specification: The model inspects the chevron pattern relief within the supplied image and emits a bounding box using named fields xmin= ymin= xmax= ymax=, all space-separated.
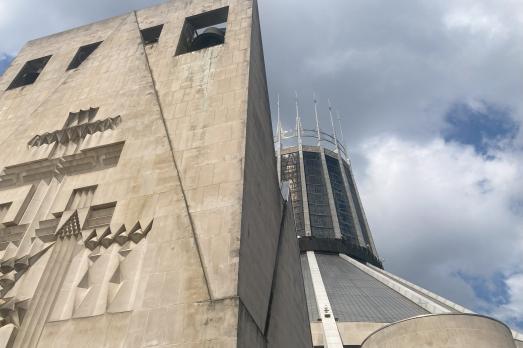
xmin=28 ymin=116 xmax=121 ymax=148
xmin=49 ymin=217 xmax=153 ymax=321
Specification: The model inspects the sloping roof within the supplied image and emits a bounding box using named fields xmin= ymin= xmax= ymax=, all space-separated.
xmin=302 ymin=253 xmax=428 ymax=323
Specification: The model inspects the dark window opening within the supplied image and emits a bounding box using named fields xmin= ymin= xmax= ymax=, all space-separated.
xmin=84 ymin=202 xmax=116 ymax=229
xmin=67 ymin=41 xmax=102 ymax=70
xmin=281 ymin=152 xmax=305 ymax=236
xmin=7 ymin=55 xmax=51 ymax=90
xmin=175 ymin=6 xmax=229 ymax=55
xmin=0 ymin=203 xmax=12 ymax=225
xmin=140 ymin=24 xmax=164 ymax=45
xmin=66 ymin=185 xmax=97 ymax=210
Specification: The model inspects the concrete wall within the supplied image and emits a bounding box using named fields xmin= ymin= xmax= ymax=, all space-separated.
xmin=0 ymin=0 xmax=313 ymax=346
xmin=266 ymin=195 xmax=314 ymax=348
xmin=237 ymin=0 xmax=282 ymax=338
xmin=362 ymin=314 xmax=516 ymax=348
xmin=0 ymin=0 xmax=309 ymax=346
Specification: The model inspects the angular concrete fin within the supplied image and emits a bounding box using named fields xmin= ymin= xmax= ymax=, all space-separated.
xmin=13 ymin=238 xmax=31 ymax=263
xmin=101 ymin=233 xmax=115 ymax=249
xmin=114 ymin=230 xmax=129 ymax=246
xmin=27 ymin=238 xmax=44 ymax=259
xmin=13 ymin=255 xmax=29 ymax=272
xmin=0 ymin=324 xmax=16 ymax=348
xmin=1 ymin=243 xmax=18 ymax=264
xmin=77 ymin=271 xmax=89 ymax=289
xmin=76 ymin=207 xmax=90 ymax=230
xmin=141 ymin=218 xmax=154 ymax=237
xmin=88 ymin=247 xmax=101 ymax=263
xmin=84 ymin=229 xmax=98 ymax=250
xmin=109 ymin=264 xmax=122 ymax=285
xmin=96 ymin=226 xmax=111 ymax=245
xmin=128 ymin=222 xmax=144 ymax=243
xmin=55 ymin=210 xmax=75 ymax=233
xmin=0 ymin=297 xmax=16 ymax=312
xmin=118 ymin=246 xmax=132 ymax=258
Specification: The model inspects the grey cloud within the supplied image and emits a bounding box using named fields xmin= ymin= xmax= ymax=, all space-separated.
xmin=259 ymin=0 xmax=523 ymax=145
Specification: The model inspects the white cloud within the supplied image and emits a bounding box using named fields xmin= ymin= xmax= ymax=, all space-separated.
xmin=356 ymin=134 xmax=523 ymax=319
xmin=443 ymin=4 xmax=507 ymax=39
xmin=494 ymin=272 xmax=523 ymax=325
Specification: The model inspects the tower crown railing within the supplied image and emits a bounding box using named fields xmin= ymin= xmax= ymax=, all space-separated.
xmin=274 ymin=128 xmax=348 ymax=159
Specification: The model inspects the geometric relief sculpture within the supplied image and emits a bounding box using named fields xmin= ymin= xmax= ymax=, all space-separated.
xmin=0 ymin=232 xmax=55 ymax=329
xmin=0 ymin=181 xmax=58 ymax=344
xmin=0 ymin=142 xmax=124 ymax=190
xmin=47 ymin=188 xmax=154 ymax=321
xmin=0 ymin=107 xmax=124 ymax=192
xmin=28 ymin=107 xmax=121 ymax=158
xmin=0 ymin=205 xmax=9 ymax=225
xmin=0 ymin=107 xmax=125 ymax=345
xmin=66 ymin=232 xmax=149 ymax=319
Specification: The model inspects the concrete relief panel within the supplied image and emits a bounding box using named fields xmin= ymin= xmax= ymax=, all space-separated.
xmin=47 ymin=185 xmax=154 ymax=321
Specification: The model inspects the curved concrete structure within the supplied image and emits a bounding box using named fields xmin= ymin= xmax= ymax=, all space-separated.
xmin=362 ymin=313 xmax=516 ymax=348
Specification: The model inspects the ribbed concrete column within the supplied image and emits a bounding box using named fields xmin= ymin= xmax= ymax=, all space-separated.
xmin=298 ymin=148 xmax=312 ymax=236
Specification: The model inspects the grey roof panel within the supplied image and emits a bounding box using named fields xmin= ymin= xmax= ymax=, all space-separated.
xmin=315 ymin=253 xmax=428 ymax=323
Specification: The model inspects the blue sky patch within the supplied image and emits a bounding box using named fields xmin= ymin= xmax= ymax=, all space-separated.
xmin=457 ymin=271 xmax=510 ymax=308
xmin=456 ymin=271 xmax=523 ymax=330
xmin=0 ymin=54 xmax=13 ymax=76
xmin=442 ymin=102 xmax=519 ymax=156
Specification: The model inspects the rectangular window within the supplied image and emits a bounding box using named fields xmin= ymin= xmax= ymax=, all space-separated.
xmin=84 ymin=202 xmax=116 ymax=229
xmin=140 ymin=24 xmax=164 ymax=45
xmin=66 ymin=185 xmax=97 ymax=210
xmin=7 ymin=55 xmax=52 ymax=90
xmin=0 ymin=203 xmax=11 ymax=226
xmin=175 ymin=6 xmax=228 ymax=55
xmin=67 ymin=41 xmax=102 ymax=70
xmin=64 ymin=107 xmax=99 ymax=128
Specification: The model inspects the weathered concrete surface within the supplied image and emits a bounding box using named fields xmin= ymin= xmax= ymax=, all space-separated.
xmin=265 ymin=192 xmax=313 ymax=348
xmin=362 ymin=314 xmax=516 ymax=348
xmin=238 ymin=0 xmax=282 ymax=334
xmin=0 ymin=0 xmax=312 ymax=347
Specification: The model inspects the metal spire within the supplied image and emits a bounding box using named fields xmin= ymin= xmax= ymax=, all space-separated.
xmin=336 ymin=109 xmax=345 ymax=144
xmin=313 ymin=93 xmax=322 ymax=145
xmin=276 ymin=94 xmax=282 ymax=183
xmin=276 ymin=94 xmax=282 ymax=151
xmin=327 ymin=99 xmax=339 ymax=153
xmin=336 ymin=109 xmax=349 ymax=160
xmin=295 ymin=91 xmax=303 ymax=147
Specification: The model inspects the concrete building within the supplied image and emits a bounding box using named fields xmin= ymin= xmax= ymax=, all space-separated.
xmin=0 ymin=0 xmax=312 ymax=347
xmin=1 ymin=0 xmax=521 ymax=346
xmin=275 ymin=101 xmax=523 ymax=348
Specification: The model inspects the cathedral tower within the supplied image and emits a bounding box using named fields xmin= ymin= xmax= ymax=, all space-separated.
xmin=0 ymin=0 xmax=311 ymax=347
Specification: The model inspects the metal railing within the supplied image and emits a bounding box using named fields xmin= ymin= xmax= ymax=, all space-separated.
xmin=275 ymin=128 xmax=348 ymax=159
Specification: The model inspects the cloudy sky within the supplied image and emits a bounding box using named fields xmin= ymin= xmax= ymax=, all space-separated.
xmin=1 ymin=0 xmax=523 ymax=330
